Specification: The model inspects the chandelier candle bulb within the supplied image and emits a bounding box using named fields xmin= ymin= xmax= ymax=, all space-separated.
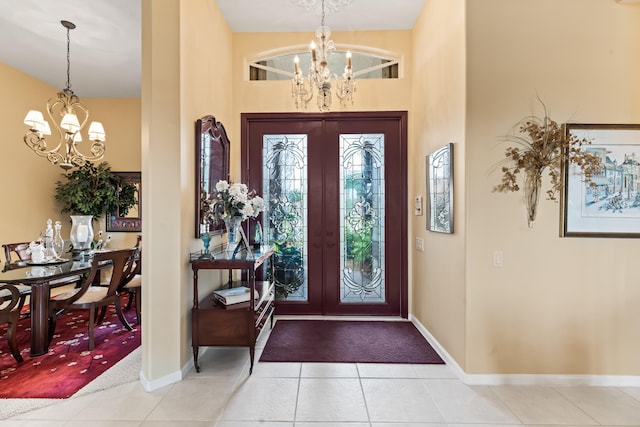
xmin=346 ymin=50 xmax=352 ymax=69
xmin=310 ymin=41 xmax=317 ymax=61
xmin=294 ymin=56 xmax=301 ymax=74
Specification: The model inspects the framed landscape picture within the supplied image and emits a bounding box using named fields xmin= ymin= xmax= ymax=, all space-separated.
xmin=561 ymin=124 xmax=640 ymax=238
xmin=426 ymin=143 xmax=454 ymax=233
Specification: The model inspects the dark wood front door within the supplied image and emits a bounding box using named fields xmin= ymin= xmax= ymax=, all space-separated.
xmin=242 ymin=112 xmax=407 ymax=317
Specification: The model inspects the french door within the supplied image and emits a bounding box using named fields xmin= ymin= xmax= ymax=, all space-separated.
xmin=242 ymin=112 xmax=407 ymax=316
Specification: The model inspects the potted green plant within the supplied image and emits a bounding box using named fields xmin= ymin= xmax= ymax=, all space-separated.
xmin=54 ymin=162 xmax=137 ymax=251
xmin=54 ymin=162 xmax=137 ymax=218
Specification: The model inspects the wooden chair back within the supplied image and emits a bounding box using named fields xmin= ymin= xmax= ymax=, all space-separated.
xmin=55 ymin=248 xmax=136 ymax=307
xmin=2 ymin=242 xmax=32 ymax=263
xmin=118 ymin=248 xmax=140 ymax=290
xmin=48 ymin=248 xmax=137 ymax=351
xmin=134 ymin=235 xmax=142 ymax=274
xmin=119 ymin=236 xmax=142 ymax=289
xmin=102 ymin=248 xmax=137 ymax=296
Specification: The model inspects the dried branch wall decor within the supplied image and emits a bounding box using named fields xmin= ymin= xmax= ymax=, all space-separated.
xmin=493 ymin=101 xmax=601 ymax=227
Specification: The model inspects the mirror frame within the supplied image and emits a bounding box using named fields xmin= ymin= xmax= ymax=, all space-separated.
xmin=106 ymin=171 xmax=142 ymax=232
xmin=195 ymin=115 xmax=230 ymax=237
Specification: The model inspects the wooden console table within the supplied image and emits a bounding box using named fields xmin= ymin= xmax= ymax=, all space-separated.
xmin=190 ymin=246 xmax=274 ymax=374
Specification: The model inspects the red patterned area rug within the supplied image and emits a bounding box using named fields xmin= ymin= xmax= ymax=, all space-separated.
xmin=0 ymin=296 xmax=140 ymax=399
xmin=259 ymin=319 xmax=444 ymax=364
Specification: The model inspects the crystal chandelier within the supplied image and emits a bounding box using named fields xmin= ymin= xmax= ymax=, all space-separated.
xmin=23 ymin=20 xmax=106 ymax=170
xmin=291 ymin=0 xmax=356 ymax=111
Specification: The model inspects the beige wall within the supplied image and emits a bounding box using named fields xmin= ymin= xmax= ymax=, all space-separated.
xmin=140 ymin=0 xmax=233 ymax=384
xmin=0 ymin=61 xmax=140 ymax=250
xmin=141 ymin=0 xmax=182 ymax=384
xmin=179 ymin=0 xmax=234 ymax=369
xmin=411 ymin=0 xmax=467 ymax=370
xmin=464 ymin=0 xmax=640 ymax=375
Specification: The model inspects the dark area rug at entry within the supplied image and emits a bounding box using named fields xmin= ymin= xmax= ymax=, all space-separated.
xmin=259 ymin=320 xmax=444 ymax=364
xmin=0 ymin=295 xmax=140 ymax=399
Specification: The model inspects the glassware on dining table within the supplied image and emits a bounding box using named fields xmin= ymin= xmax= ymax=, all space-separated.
xmin=44 ymin=219 xmax=59 ymax=259
xmin=29 ymin=241 xmax=46 ymax=263
xmin=70 ymin=215 xmax=94 ymax=259
xmin=53 ymin=220 xmax=65 ymax=256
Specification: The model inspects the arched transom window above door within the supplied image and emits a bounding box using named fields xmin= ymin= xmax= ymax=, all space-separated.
xmin=249 ymin=49 xmax=399 ymax=81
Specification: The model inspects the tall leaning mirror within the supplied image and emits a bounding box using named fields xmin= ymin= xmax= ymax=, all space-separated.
xmin=195 ymin=115 xmax=230 ymax=237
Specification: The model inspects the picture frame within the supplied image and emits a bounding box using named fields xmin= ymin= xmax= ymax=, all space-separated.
xmin=426 ymin=143 xmax=454 ymax=233
xmin=561 ymin=124 xmax=640 ymax=238
xmin=106 ymin=172 xmax=141 ymax=232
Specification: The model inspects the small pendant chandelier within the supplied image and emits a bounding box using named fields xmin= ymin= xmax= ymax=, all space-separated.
xmin=23 ymin=20 xmax=106 ymax=170
xmin=291 ymin=0 xmax=356 ymax=111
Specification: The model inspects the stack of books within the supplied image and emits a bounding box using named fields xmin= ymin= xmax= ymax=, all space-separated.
xmin=213 ymin=286 xmax=258 ymax=306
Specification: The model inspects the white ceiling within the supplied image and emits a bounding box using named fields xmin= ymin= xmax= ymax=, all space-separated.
xmin=0 ymin=0 xmax=141 ymax=98
xmin=0 ymin=0 xmax=425 ymax=98
xmin=216 ymin=0 xmax=425 ymax=32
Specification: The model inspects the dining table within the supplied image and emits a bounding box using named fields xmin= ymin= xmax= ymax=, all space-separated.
xmin=0 ymin=254 xmax=109 ymax=357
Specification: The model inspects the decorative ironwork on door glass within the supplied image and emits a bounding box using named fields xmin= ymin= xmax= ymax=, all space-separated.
xmin=263 ymin=134 xmax=308 ymax=301
xmin=340 ymin=134 xmax=385 ymax=303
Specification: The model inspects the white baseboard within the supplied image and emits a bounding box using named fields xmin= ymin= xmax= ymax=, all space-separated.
xmin=139 ymin=345 xmax=218 ymax=392
xmin=139 ymin=368 xmax=181 ymax=392
xmin=409 ymin=314 xmax=640 ymax=387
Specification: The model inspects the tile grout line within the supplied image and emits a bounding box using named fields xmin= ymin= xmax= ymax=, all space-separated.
xmin=292 ymin=363 xmax=303 ymax=426
xmin=356 ymin=362 xmax=373 ymax=426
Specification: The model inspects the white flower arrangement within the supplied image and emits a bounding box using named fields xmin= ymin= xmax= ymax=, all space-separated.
xmin=209 ymin=180 xmax=264 ymax=222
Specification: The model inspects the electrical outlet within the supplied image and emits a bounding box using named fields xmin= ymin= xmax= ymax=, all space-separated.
xmin=415 ymin=238 xmax=424 ymax=252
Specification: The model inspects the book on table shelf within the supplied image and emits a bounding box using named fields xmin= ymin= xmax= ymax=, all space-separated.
xmin=213 ymin=286 xmax=259 ymax=305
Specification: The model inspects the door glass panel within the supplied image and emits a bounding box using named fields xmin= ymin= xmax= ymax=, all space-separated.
xmin=263 ymin=134 xmax=308 ymax=301
xmin=340 ymin=134 xmax=385 ymax=303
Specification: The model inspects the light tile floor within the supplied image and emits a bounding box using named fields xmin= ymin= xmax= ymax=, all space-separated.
xmin=5 ymin=322 xmax=640 ymax=427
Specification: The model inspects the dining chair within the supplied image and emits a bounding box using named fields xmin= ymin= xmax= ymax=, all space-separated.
xmin=2 ymin=241 xmax=82 ymax=318
xmin=47 ymin=248 xmax=136 ymax=351
xmin=121 ymin=235 xmax=142 ymax=324
xmin=2 ymin=243 xmax=35 ymax=317
xmin=2 ymin=242 xmax=31 ymax=263
xmin=0 ymin=284 xmax=25 ymax=362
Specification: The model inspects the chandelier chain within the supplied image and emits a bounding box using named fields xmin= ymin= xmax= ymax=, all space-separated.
xmin=321 ymin=0 xmax=325 ymax=27
xmin=65 ymin=24 xmax=72 ymax=93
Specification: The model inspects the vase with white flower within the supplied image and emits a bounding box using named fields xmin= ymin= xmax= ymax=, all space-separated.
xmin=211 ymin=180 xmax=265 ymax=253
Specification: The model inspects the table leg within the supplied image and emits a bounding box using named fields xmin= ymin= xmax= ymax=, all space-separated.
xmin=30 ymin=282 xmax=50 ymax=356
xmin=193 ymin=346 xmax=200 ymax=373
xmin=249 ymin=345 xmax=255 ymax=375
